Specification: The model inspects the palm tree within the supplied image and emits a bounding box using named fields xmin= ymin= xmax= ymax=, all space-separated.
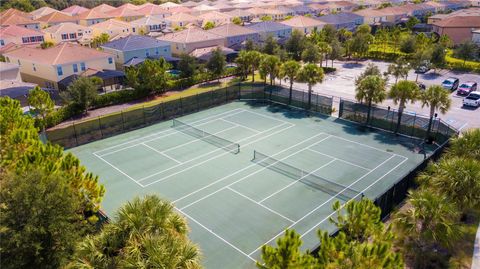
xmin=317 ymin=41 xmax=332 ymax=67
xmin=70 ymin=195 xmax=201 ymax=269
xmin=418 ymin=157 xmax=480 ymax=215
xmin=420 ymin=85 xmax=451 ymax=141
xmin=259 ymin=55 xmax=281 ymax=86
xmin=236 ymin=50 xmax=250 ymax=80
xmin=389 ymin=80 xmax=421 ymax=134
xmin=447 ymin=128 xmax=480 ymax=160
xmin=386 ymin=57 xmax=410 ymax=83
xmin=296 ymin=63 xmax=324 ymax=110
xmin=280 ymin=60 xmax=301 ymax=104
xmin=355 ymin=75 xmax=387 ymax=124
xmin=393 ymin=188 xmax=461 ymax=268
xmin=245 ymin=50 xmax=262 ymax=82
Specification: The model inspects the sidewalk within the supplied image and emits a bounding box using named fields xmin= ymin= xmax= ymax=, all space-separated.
xmin=473 ymin=224 xmax=480 ymax=269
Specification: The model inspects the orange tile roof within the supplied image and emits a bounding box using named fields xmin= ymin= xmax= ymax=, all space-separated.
xmin=433 ymin=15 xmax=480 ymax=28
xmin=0 ymin=14 xmax=39 ymax=26
xmin=0 ymin=8 xmax=30 ymax=18
xmin=0 ymin=25 xmax=43 ymax=38
xmin=62 ymin=5 xmax=90 ymax=15
xmin=106 ymin=5 xmax=143 ymax=18
xmin=92 ymin=3 xmax=116 ymax=13
xmin=158 ymin=27 xmax=224 ymax=43
xmin=76 ymin=9 xmax=112 ymax=20
xmin=30 ymin=6 xmax=58 ymax=18
xmin=207 ymin=23 xmax=258 ymax=37
xmin=37 ymin=11 xmax=77 ymax=24
xmin=136 ymin=5 xmax=171 ymax=16
xmin=281 ymin=15 xmax=325 ymax=28
xmin=3 ymin=43 xmax=111 ymax=65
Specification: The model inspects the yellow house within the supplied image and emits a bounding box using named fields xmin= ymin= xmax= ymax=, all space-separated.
xmin=3 ymin=43 xmax=115 ymax=90
xmin=105 ymin=4 xmax=144 ymax=22
xmin=90 ymin=19 xmax=137 ymax=39
xmin=43 ymin=22 xmax=93 ymax=44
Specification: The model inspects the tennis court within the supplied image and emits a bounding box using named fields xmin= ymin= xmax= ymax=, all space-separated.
xmin=69 ymin=101 xmax=434 ymax=269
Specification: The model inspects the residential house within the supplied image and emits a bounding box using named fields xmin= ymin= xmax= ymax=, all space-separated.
xmin=3 ymin=43 xmax=115 ymax=90
xmin=354 ymin=8 xmax=387 ymax=24
xmin=101 ymin=35 xmax=171 ymax=68
xmin=264 ymin=8 xmax=290 ymax=20
xmin=166 ymin=6 xmax=193 ymax=14
xmin=181 ymin=1 xmax=198 ymax=8
xmin=246 ymin=7 xmax=269 ymax=19
xmin=165 ymin=13 xmax=200 ymax=28
xmin=105 ymin=4 xmax=144 ymax=22
xmin=1 ymin=8 xmax=32 ymax=19
xmin=37 ymin=11 xmax=78 ymax=27
xmin=317 ymin=12 xmax=364 ymax=30
xmin=225 ymin=9 xmax=254 ymax=22
xmin=159 ymin=2 xmax=182 ymax=10
xmin=90 ymin=19 xmax=136 ymax=39
xmin=0 ymin=62 xmax=38 ymax=104
xmin=131 ymin=16 xmax=166 ymax=34
xmin=309 ymin=1 xmax=358 ymax=15
xmin=280 ymin=16 xmax=326 ymax=34
xmin=192 ymin=4 xmax=218 ymax=15
xmin=289 ymin=5 xmax=314 ymax=16
xmin=431 ymin=9 xmax=480 ymax=44
xmin=0 ymin=25 xmax=44 ymax=47
xmin=91 ymin=3 xmax=116 ymax=13
xmin=0 ymin=14 xmax=40 ymax=30
xmin=199 ymin=11 xmax=233 ymax=26
xmin=62 ymin=5 xmax=90 ymax=15
xmin=472 ymin=29 xmax=480 ymax=43
xmin=77 ymin=9 xmax=112 ymax=26
xmin=207 ymin=23 xmax=259 ymax=48
xmin=190 ymin=45 xmax=237 ymax=61
xmin=157 ymin=27 xmax=225 ymax=54
xmin=136 ymin=4 xmax=171 ymax=18
xmin=43 ymin=22 xmax=92 ymax=44
xmin=211 ymin=3 xmax=235 ymax=12
xmin=29 ymin=6 xmax=58 ymax=19
xmin=245 ymin=21 xmax=292 ymax=40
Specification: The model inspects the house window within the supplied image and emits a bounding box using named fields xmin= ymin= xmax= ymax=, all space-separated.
xmin=69 ymin=33 xmax=76 ymax=39
xmin=0 ymin=40 xmax=4 ymax=46
xmin=29 ymin=37 xmax=36 ymax=42
xmin=146 ymin=50 xmax=150 ymax=57
xmin=61 ymin=34 xmax=68 ymax=40
xmin=73 ymin=63 xmax=78 ymax=73
xmin=155 ymin=48 xmax=159 ymax=55
xmin=22 ymin=37 xmax=29 ymax=43
xmin=57 ymin=66 xmax=63 ymax=76
xmin=33 ymin=64 xmax=36 ymax=71
xmin=80 ymin=62 xmax=86 ymax=71
xmin=108 ymin=57 xmax=113 ymax=64
xmin=132 ymin=27 xmax=136 ymax=32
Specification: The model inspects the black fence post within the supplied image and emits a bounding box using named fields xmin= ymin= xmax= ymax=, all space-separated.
xmin=98 ymin=116 xmax=103 ymax=138
xmin=338 ymin=99 xmax=343 ymax=118
xmin=411 ymin=114 xmax=416 ymax=137
xmin=72 ymin=122 xmax=78 ymax=146
xmin=142 ymin=105 xmax=146 ymax=124
xmin=121 ymin=111 xmax=125 ymax=131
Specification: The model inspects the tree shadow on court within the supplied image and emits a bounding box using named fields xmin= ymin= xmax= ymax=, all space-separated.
xmin=335 ymin=118 xmax=372 ymax=136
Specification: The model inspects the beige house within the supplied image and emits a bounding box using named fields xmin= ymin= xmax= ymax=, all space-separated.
xmin=90 ymin=19 xmax=136 ymax=39
xmin=157 ymin=27 xmax=225 ymax=54
xmin=354 ymin=8 xmax=387 ymax=24
xmin=207 ymin=23 xmax=259 ymax=48
xmin=280 ymin=16 xmax=325 ymax=34
xmin=43 ymin=22 xmax=93 ymax=44
xmin=0 ymin=25 xmax=44 ymax=47
xmin=62 ymin=5 xmax=90 ymax=15
xmin=3 ymin=43 xmax=115 ymax=90
xmin=0 ymin=14 xmax=41 ymax=30
xmin=130 ymin=16 xmax=166 ymax=34
xmin=199 ymin=11 xmax=233 ymax=26
xmin=136 ymin=4 xmax=171 ymax=18
xmin=77 ymin=9 xmax=112 ymax=26
xmin=165 ymin=13 xmax=200 ymax=28
xmin=91 ymin=3 xmax=116 ymax=13
xmin=105 ymin=4 xmax=144 ymax=22
xmin=37 ymin=11 xmax=78 ymax=27
xmin=30 ymin=6 xmax=58 ymax=19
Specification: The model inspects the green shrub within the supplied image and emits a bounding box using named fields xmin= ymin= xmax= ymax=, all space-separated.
xmin=92 ymin=89 xmax=138 ymax=108
xmin=44 ymin=104 xmax=82 ymax=128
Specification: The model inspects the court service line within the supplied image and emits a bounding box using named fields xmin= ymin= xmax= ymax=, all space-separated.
xmin=93 ymin=152 xmax=144 ymax=188
xmin=98 ymin=110 xmax=246 ymax=157
xmin=258 ymin=159 xmax=337 ymax=204
xmin=141 ymin=143 xmax=182 ymax=164
xmin=248 ymin=154 xmax=398 ymax=256
xmin=138 ymin=122 xmax=291 ymax=183
xmin=331 ymin=136 xmax=408 ymax=160
xmin=142 ymin=123 xmax=295 ymax=187
xmin=220 ymin=118 xmax=261 ymax=133
xmin=227 ymin=187 xmax=294 ymax=223
xmin=173 ymin=133 xmax=328 ymax=204
xmin=163 ymin=125 xmax=238 ymax=153
xmin=306 ymin=148 xmax=371 ymax=171
xmin=179 ymin=134 xmax=331 ymax=210
xmin=175 ymin=207 xmax=257 ymax=263
xmin=242 ymin=109 xmax=291 ymax=126
xmin=299 ymin=157 xmax=409 ymax=238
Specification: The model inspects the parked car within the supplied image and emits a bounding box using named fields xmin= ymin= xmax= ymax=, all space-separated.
xmin=463 ymin=91 xmax=480 ymax=107
xmin=441 ymin=77 xmax=459 ymax=91
xmin=417 ymin=82 xmax=426 ymax=90
xmin=457 ymin=81 xmax=477 ymax=95
xmin=415 ymin=61 xmax=431 ymax=74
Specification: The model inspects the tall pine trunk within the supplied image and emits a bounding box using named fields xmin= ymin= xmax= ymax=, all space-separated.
xmin=425 ymin=106 xmax=435 ymax=142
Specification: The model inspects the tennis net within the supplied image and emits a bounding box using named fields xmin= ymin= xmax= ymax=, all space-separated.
xmin=252 ymin=151 xmax=361 ymax=201
xmin=172 ymin=119 xmax=240 ymax=154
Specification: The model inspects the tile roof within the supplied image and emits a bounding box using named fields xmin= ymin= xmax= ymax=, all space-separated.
xmin=207 ymin=23 xmax=257 ymax=37
xmin=131 ymin=16 xmax=166 ymax=26
xmin=316 ymin=12 xmax=363 ymax=24
xmin=136 ymin=5 xmax=170 ymax=16
xmin=182 ymin=1 xmax=198 ymax=7
xmin=159 ymin=2 xmax=181 ymax=8
xmin=198 ymin=11 xmax=232 ymax=21
xmin=167 ymin=6 xmax=193 ymax=13
xmin=30 ymin=6 xmax=58 ymax=18
xmin=0 ymin=8 xmax=31 ymax=18
xmin=245 ymin=21 xmax=292 ymax=32
xmin=3 ymin=43 xmax=111 ymax=65
xmin=62 ymin=5 xmax=90 ymax=15
xmin=43 ymin=22 xmax=90 ymax=34
xmin=76 ymin=9 xmax=112 ymax=20
xmin=37 ymin=11 xmax=77 ymax=24
xmin=0 ymin=25 xmax=43 ymax=38
xmin=280 ymin=15 xmax=326 ymax=28
xmin=211 ymin=3 xmax=234 ymax=11
xmin=0 ymin=14 xmax=39 ymax=26
xmin=354 ymin=8 xmax=386 ymax=17
xmin=90 ymin=18 xmax=132 ymax=30
xmin=246 ymin=7 xmax=268 ymax=15
xmin=106 ymin=5 xmax=143 ymax=18
xmin=91 ymin=3 xmax=116 ymax=13
xmin=433 ymin=14 xmax=480 ymax=27
xmin=158 ymin=27 xmax=224 ymax=43
xmin=190 ymin=45 xmax=235 ymax=60
xmin=136 ymin=2 xmax=157 ymax=9
xmin=166 ymin=12 xmax=198 ymax=22
xmin=101 ymin=35 xmax=170 ymax=51
xmin=225 ymin=9 xmax=254 ymax=17
xmin=193 ymin=4 xmax=218 ymax=11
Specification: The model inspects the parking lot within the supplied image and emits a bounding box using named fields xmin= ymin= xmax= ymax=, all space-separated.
xmin=286 ymin=60 xmax=480 ymax=131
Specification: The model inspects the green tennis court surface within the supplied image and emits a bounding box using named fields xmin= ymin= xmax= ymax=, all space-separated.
xmin=69 ymin=101 xmax=436 ymax=269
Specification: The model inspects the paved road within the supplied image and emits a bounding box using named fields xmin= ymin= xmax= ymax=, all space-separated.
xmin=284 ymin=60 xmax=480 ymax=131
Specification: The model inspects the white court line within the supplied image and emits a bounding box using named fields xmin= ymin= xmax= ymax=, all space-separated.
xmin=220 ymin=118 xmax=260 ymax=133
xmin=248 ymin=154 xmax=398 ymax=256
xmin=258 ymin=159 xmax=336 ymax=204
xmin=179 ymin=134 xmax=330 ymax=210
xmin=138 ymin=122 xmax=290 ymax=183
xmin=307 ymin=148 xmax=371 ymax=171
xmin=141 ymin=143 xmax=182 ymax=164
xmin=94 ymin=108 xmax=245 ymax=155
xmin=142 ymin=123 xmax=295 ymax=187
xmin=299 ymin=156 xmax=409 ymax=238
xmin=331 ymin=136 xmax=408 ymax=160
xmin=227 ymin=187 xmax=294 ymax=223
xmin=93 ymin=152 xmax=144 ymax=188
xmin=176 ymin=207 xmax=257 ymax=263
xmin=163 ymin=125 xmax=238 ymax=153
xmin=242 ymin=109 xmax=290 ymax=126
xmin=458 ymin=122 xmax=468 ymax=131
